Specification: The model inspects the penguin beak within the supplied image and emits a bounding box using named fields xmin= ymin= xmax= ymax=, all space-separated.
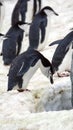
xmin=50 ymin=75 xmax=54 ymax=84
xmin=0 ymin=33 xmax=9 ymax=38
xmin=24 ymin=22 xmax=31 ymax=25
xmin=18 ymin=22 xmax=31 ymax=30
xmin=0 ymin=33 xmax=9 ymax=40
xmin=0 ymin=33 xmax=5 ymax=37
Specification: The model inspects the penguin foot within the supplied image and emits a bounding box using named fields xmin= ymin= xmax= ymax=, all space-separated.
xmin=24 ymin=89 xmax=30 ymax=92
xmin=17 ymin=88 xmax=30 ymax=92
xmin=57 ymin=71 xmax=70 ymax=77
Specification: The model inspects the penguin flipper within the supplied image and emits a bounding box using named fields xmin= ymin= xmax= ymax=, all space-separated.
xmin=49 ymin=39 xmax=62 ymax=46
xmin=17 ymin=31 xmax=24 ymax=55
xmin=17 ymin=57 xmax=39 ymax=76
xmin=40 ymin=19 xmax=47 ymax=43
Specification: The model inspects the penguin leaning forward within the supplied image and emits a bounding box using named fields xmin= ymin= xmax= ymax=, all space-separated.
xmin=28 ymin=6 xmax=58 ymax=51
xmin=7 ymin=48 xmax=54 ymax=92
xmin=49 ymin=31 xmax=73 ymax=77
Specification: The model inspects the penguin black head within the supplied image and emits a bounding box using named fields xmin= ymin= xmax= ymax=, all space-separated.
xmin=40 ymin=56 xmax=54 ymax=84
xmin=41 ymin=6 xmax=59 ymax=16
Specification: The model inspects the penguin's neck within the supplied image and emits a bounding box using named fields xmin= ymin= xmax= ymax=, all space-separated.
xmin=39 ymin=55 xmax=50 ymax=76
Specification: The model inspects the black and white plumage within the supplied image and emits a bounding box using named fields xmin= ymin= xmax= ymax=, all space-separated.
xmin=29 ymin=6 xmax=58 ymax=51
xmin=1 ymin=21 xmax=25 ymax=65
xmin=7 ymin=48 xmax=54 ymax=91
xmin=11 ymin=0 xmax=41 ymax=26
xmin=51 ymin=31 xmax=73 ymax=76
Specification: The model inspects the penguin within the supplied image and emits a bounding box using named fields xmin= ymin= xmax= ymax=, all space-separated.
xmin=33 ymin=0 xmax=41 ymax=17
xmin=7 ymin=48 xmax=54 ymax=92
xmin=51 ymin=31 xmax=73 ymax=77
xmin=28 ymin=6 xmax=58 ymax=51
xmin=1 ymin=21 xmax=26 ymax=65
xmin=11 ymin=0 xmax=41 ymax=26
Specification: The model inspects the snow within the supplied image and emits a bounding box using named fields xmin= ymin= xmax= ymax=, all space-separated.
xmin=0 ymin=0 xmax=73 ymax=130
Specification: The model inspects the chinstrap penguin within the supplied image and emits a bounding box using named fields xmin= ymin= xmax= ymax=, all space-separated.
xmin=11 ymin=0 xmax=41 ymax=26
xmin=51 ymin=31 xmax=73 ymax=77
xmin=28 ymin=6 xmax=58 ymax=51
xmin=7 ymin=48 xmax=54 ymax=92
xmin=1 ymin=21 xmax=27 ymax=65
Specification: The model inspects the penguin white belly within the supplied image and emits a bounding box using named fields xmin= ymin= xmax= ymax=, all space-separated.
xmin=24 ymin=0 xmax=33 ymax=36
xmin=22 ymin=60 xmax=41 ymax=89
xmin=38 ymin=19 xmax=50 ymax=51
xmin=58 ymin=46 xmax=73 ymax=74
xmin=25 ymin=0 xmax=33 ymax=23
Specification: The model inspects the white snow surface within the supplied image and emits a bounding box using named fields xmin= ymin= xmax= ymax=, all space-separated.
xmin=0 ymin=0 xmax=73 ymax=130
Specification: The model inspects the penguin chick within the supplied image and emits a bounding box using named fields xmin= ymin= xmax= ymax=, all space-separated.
xmin=1 ymin=21 xmax=26 ymax=65
xmin=28 ymin=6 xmax=58 ymax=51
xmin=7 ymin=48 xmax=54 ymax=91
xmin=51 ymin=31 xmax=73 ymax=77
